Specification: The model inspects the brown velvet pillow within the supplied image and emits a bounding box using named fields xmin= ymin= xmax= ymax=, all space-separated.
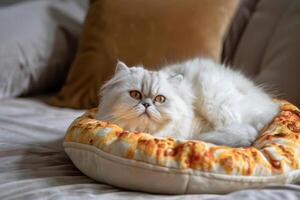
xmin=50 ymin=0 xmax=239 ymax=109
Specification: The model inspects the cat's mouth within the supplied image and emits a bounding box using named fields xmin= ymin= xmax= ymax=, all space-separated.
xmin=138 ymin=111 xmax=152 ymax=119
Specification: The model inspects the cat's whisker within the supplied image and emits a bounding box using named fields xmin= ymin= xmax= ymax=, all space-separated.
xmin=114 ymin=110 xmax=140 ymax=120
xmin=147 ymin=109 xmax=162 ymax=122
xmin=98 ymin=115 xmax=117 ymax=122
xmin=99 ymin=111 xmax=135 ymax=122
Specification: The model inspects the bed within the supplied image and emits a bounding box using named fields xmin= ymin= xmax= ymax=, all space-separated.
xmin=0 ymin=97 xmax=300 ymax=199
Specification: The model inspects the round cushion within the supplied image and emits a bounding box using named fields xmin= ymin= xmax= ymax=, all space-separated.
xmin=63 ymin=100 xmax=300 ymax=194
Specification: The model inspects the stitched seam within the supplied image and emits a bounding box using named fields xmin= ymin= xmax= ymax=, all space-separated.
xmin=184 ymin=173 xmax=191 ymax=194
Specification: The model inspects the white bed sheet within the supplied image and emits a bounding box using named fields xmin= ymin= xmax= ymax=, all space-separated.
xmin=0 ymin=97 xmax=299 ymax=200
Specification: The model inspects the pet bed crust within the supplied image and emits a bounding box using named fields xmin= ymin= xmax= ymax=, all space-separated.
xmin=64 ymin=100 xmax=300 ymax=176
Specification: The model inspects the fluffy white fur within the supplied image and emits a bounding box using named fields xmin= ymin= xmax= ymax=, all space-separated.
xmin=96 ymin=58 xmax=279 ymax=147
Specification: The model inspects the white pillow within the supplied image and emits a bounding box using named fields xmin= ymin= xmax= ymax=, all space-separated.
xmin=64 ymin=100 xmax=300 ymax=194
xmin=0 ymin=0 xmax=86 ymax=98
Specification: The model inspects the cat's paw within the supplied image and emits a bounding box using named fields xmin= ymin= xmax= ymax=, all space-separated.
xmin=231 ymin=136 xmax=255 ymax=147
xmin=231 ymin=124 xmax=258 ymax=140
xmin=222 ymin=124 xmax=258 ymax=147
xmin=196 ymin=124 xmax=259 ymax=147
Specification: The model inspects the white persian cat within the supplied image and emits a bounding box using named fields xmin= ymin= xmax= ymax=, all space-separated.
xmin=96 ymin=58 xmax=279 ymax=147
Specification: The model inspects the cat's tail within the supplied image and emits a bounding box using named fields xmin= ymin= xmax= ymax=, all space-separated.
xmin=195 ymin=123 xmax=259 ymax=147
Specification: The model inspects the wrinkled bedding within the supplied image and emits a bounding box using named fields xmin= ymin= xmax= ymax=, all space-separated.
xmin=0 ymin=97 xmax=299 ymax=200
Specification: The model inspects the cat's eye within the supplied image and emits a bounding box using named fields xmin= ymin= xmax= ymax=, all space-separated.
xmin=154 ymin=95 xmax=166 ymax=103
xmin=129 ymin=90 xmax=142 ymax=100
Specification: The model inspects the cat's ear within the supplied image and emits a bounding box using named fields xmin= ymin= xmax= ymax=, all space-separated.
xmin=115 ymin=60 xmax=129 ymax=74
xmin=169 ymin=74 xmax=183 ymax=84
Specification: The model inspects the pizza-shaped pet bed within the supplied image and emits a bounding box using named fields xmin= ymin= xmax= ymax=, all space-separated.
xmin=63 ymin=100 xmax=300 ymax=194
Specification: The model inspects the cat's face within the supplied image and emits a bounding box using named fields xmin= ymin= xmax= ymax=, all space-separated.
xmin=97 ymin=61 xmax=188 ymax=134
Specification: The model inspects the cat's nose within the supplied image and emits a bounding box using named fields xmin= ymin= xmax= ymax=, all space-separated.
xmin=142 ymin=102 xmax=150 ymax=108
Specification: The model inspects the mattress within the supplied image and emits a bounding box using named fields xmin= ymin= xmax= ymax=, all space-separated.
xmin=0 ymin=97 xmax=299 ymax=200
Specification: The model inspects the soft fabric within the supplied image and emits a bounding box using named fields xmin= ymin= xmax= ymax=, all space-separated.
xmin=0 ymin=97 xmax=294 ymax=200
xmin=229 ymin=0 xmax=300 ymax=106
xmin=0 ymin=0 xmax=85 ymax=98
xmin=64 ymin=100 xmax=300 ymax=194
xmin=1 ymin=97 xmax=300 ymax=199
xmin=50 ymin=0 xmax=240 ymax=109
xmin=222 ymin=0 xmax=259 ymax=64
